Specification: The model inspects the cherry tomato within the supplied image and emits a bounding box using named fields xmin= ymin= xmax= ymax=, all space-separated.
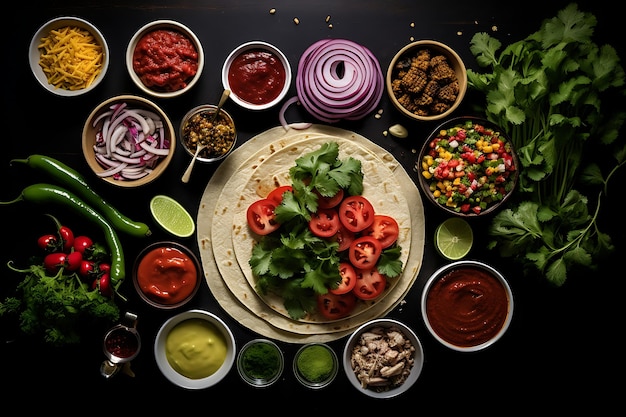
xmin=315 ymin=188 xmax=344 ymax=209
xmin=338 ymin=195 xmax=375 ymax=233
xmin=317 ymin=291 xmax=357 ymax=320
xmin=59 ymin=225 xmax=74 ymax=252
xmin=330 ymin=262 xmax=357 ymax=295
xmin=267 ymin=185 xmax=293 ymax=205
xmin=98 ymin=273 xmax=112 ymax=297
xmin=44 ymin=252 xmax=67 ymax=273
xmin=72 ymin=235 xmax=94 ymax=254
xmin=79 ymin=260 xmax=96 ymax=278
xmin=37 ymin=234 xmax=59 ymax=252
xmin=352 ymin=267 xmax=387 ymax=300
xmin=348 ymin=236 xmax=383 ymax=269
xmin=98 ymin=262 xmax=111 ymax=274
xmin=363 ymin=215 xmax=400 ymax=248
xmin=308 ymin=209 xmax=340 ymax=238
xmin=246 ymin=198 xmax=280 ymax=235
xmin=65 ymin=251 xmax=83 ymax=271
xmin=334 ymin=223 xmax=356 ymax=252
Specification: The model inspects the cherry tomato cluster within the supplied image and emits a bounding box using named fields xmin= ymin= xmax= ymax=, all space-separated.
xmin=38 ymin=215 xmax=113 ymax=297
xmin=247 ymin=186 xmax=401 ymax=320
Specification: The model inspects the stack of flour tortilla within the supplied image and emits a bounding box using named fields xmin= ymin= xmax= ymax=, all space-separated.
xmin=197 ymin=124 xmax=425 ymax=343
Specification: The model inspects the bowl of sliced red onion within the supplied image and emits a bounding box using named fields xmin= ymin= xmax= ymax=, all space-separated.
xmin=82 ymin=94 xmax=176 ymax=187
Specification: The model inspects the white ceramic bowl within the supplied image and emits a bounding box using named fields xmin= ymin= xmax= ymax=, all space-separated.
xmin=386 ymin=40 xmax=467 ymax=121
xmin=343 ymin=318 xmax=424 ymax=399
xmin=82 ymin=95 xmax=176 ymax=187
xmin=29 ymin=16 xmax=109 ymax=96
xmin=154 ymin=309 xmax=236 ymax=389
xmin=222 ymin=41 xmax=291 ymax=110
xmin=126 ymin=20 xmax=204 ymax=99
xmin=421 ymin=260 xmax=514 ymax=352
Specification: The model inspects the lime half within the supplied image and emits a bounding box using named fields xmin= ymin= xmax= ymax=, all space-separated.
xmin=434 ymin=217 xmax=473 ymax=260
xmin=150 ymin=195 xmax=195 ymax=238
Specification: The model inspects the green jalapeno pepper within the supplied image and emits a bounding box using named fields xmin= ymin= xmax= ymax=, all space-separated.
xmin=11 ymin=155 xmax=151 ymax=238
xmin=1 ymin=183 xmax=125 ymax=284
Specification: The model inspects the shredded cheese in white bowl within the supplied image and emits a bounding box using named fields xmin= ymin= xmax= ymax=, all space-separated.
xmin=29 ymin=16 xmax=109 ymax=96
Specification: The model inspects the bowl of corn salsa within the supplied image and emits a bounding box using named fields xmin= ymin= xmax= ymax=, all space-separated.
xmin=417 ymin=117 xmax=519 ymax=217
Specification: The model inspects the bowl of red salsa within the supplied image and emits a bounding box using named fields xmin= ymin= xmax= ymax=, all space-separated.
xmin=132 ymin=241 xmax=202 ymax=309
xmin=222 ymin=40 xmax=291 ymax=110
xmin=421 ymin=260 xmax=514 ymax=352
xmin=126 ymin=20 xmax=204 ymax=99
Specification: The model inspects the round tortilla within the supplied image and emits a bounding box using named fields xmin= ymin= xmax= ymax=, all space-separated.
xmin=229 ymin=138 xmax=412 ymax=323
xmin=197 ymin=125 xmax=425 ymax=343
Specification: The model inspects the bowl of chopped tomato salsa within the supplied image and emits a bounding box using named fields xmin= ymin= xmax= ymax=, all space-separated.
xmin=126 ymin=20 xmax=204 ymax=99
xmin=417 ymin=116 xmax=519 ymax=217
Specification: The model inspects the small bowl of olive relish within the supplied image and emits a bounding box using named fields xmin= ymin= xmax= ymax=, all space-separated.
xmin=179 ymin=104 xmax=237 ymax=163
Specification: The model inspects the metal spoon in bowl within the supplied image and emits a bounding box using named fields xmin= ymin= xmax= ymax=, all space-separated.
xmin=181 ymin=89 xmax=230 ymax=183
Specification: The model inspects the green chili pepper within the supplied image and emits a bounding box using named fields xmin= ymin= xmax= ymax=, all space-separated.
xmin=11 ymin=155 xmax=151 ymax=238
xmin=1 ymin=183 xmax=125 ymax=284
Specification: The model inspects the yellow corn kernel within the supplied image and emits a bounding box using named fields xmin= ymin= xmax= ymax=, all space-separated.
xmin=446 ymin=198 xmax=456 ymax=207
xmin=476 ymin=139 xmax=484 ymax=149
xmin=437 ymin=181 xmax=446 ymax=190
xmin=453 ymin=177 xmax=461 ymax=185
xmin=439 ymin=129 xmax=447 ymax=137
xmin=433 ymin=190 xmax=441 ymax=198
xmin=482 ymin=145 xmax=493 ymax=153
xmin=422 ymin=170 xmax=432 ymax=179
xmin=491 ymin=142 xmax=500 ymax=151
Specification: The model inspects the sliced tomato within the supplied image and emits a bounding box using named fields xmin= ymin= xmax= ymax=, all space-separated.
xmin=353 ymin=267 xmax=387 ymax=300
xmin=267 ymin=185 xmax=293 ymax=204
xmin=317 ymin=291 xmax=357 ymax=320
xmin=309 ymin=208 xmax=340 ymax=238
xmin=363 ymin=215 xmax=400 ymax=248
xmin=246 ymin=198 xmax=280 ymax=235
xmin=335 ymin=223 xmax=356 ymax=252
xmin=315 ymin=188 xmax=344 ymax=209
xmin=338 ymin=195 xmax=375 ymax=233
xmin=348 ymin=236 xmax=383 ymax=269
xmin=330 ymin=262 xmax=357 ymax=295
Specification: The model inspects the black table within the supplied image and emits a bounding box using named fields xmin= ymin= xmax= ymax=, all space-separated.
xmin=3 ymin=0 xmax=624 ymax=411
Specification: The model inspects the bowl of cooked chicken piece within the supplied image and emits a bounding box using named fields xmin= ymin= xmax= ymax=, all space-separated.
xmin=386 ymin=40 xmax=467 ymax=121
xmin=343 ymin=318 xmax=424 ymax=399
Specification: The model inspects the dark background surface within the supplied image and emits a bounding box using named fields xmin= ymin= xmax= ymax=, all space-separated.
xmin=2 ymin=0 xmax=624 ymax=412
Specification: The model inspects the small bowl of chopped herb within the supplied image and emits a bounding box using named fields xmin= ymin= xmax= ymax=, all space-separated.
xmin=179 ymin=104 xmax=237 ymax=164
xmin=237 ymin=338 xmax=284 ymax=388
xmin=293 ymin=343 xmax=338 ymax=389
xmin=417 ymin=116 xmax=519 ymax=217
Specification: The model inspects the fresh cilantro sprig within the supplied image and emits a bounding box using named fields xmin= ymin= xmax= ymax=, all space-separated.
xmin=467 ymin=3 xmax=626 ymax=286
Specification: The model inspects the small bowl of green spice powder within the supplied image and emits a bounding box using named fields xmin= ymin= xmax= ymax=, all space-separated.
xmin=293 ymin=343 xmax=338 ymax=389
xmin=237 ymin=339 xmax=284 ymax=387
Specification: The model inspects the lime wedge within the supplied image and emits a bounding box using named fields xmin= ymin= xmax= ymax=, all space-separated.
xmin=434 ymin=217 xmax=473 ymax=260
xmin=149 ymin=195 xmax=195 ymax=238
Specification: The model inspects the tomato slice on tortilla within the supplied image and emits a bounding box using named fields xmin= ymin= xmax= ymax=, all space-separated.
xmin=267 ymin=185 xmax=293 ymax=204
xmin=246 ymin=198 xmax=280 ymax=235
xmin=353 ymin=267 xmax=387 ymax=300
xmin=309 ymin=208 xmax=340 ymax=238
xmin=363 ymin=214 xmax=400 ymax=248
xmin=317 ymin=291 xmax=357 ymax=320
xmin=338 ymin=195 xmax=375 ymax=233
xmin=330 ymin=262 xmax=357 ymax=295
xmin=315 ymin=188 xmax=344 ymax=209
xmin=335 ymin=223 xmax=356 ymax=252
xmin=348 ymin=235 xmax=383 ymax=269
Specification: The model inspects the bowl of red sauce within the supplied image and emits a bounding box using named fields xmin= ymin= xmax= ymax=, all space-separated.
xmin=222 ymin=40 xmax=291 ymax=110
xmin=421 ymin=260 xmax=514 ymax=352
xmin=126 ymin=20 xmax=204 ymax=99
xmin=132 ymin=241 xmax=201 ymax=309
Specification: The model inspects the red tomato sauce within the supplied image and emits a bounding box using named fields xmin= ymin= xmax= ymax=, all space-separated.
xmin=227 ymin=49 xmax=286 ymax=105
xmin=426 ymin=267 xmax=509 ymax=347
xmin=132 ymin=29 xmax=199 ymax=92
xmin=136 ymin=246 xmax=198 ymax=305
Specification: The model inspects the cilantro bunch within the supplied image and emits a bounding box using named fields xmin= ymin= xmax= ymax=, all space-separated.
xmin=467 ymin=3 xmax=626 ymax=286
xmin=249 ymin=142 xmax=402 ymax=319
